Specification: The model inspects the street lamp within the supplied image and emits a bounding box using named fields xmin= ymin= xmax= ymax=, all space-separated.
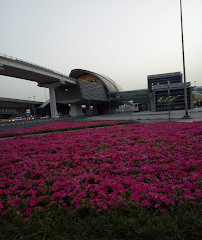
xmin=44 ymin=88 xmax=47 ymax=101
xmin=194 ymin=81 xmax=197 ymax=92
xmin=27 ymin=97 xmax=31 ymax=119
xmin=180 ymin=0 xmax=189 ymax=117
xmin=33 ymin=96 xmax=36 ymax=117
xmin=28 ymin=96 xmax=31 ymax=108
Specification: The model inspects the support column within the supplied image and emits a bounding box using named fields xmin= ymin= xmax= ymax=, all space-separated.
xmin=86 ymin=105 xmax=91 ymax=116
xmin=93 ymin=105 xmax=98 ymax=115
xmin=70 ymin=104 xmax=82 ymax=117
xmin=49 ymin=88 xmax=58 ymax=118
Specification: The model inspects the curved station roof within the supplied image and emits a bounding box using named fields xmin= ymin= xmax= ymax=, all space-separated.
xmin=70 ymin=69 xmax=122 ymax=93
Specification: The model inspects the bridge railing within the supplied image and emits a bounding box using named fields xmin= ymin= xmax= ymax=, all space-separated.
xmin=0 ymin=53 xmax=69 ymax=78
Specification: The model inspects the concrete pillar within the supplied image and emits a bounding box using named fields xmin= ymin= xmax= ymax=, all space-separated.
xmin=86 ymin=105 xmax=91 ymax=116
xmin=93 ymin=105 xmax=98 ymax=115
xmin=49 ymin=88 xmax=58 ymax=118
xmin=70 ymin=104 xmax=82 ymax=117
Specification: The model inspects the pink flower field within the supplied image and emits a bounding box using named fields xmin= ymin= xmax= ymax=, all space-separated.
xmin=0 ymin=121 xmax=201 ymax=219
xmin=0 ymin=120 xmax=125 ymax=137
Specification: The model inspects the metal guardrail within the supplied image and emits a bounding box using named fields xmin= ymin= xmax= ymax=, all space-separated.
xmin=0 ymin=53 xmax=69 ymax=78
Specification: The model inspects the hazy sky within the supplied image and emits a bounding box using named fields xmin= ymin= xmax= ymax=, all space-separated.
xmin=0 ymin=0 xmax=202 ymax=101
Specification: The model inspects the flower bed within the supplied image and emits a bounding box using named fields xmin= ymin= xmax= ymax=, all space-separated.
xmin=0 ymin=120 xmax=128 ymax=138
xmin=0 ymin=121 xmax=201 ymax=220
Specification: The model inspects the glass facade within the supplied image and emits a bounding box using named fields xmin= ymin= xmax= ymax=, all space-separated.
xmin=155 ymin=88 xmax=191 ymax=111
xmin=70 ymin=69 xmax=122 ymax=94
xmin=148 ymin=72 xmax=182 ymax=92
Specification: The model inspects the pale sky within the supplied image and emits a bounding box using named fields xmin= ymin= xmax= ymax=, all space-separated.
xmin=0 ymin=0 xmax=202 ymax=101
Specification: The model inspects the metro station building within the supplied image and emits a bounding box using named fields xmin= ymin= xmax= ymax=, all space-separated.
xmin=53 ymin=69 xmax=122 ymax=116
xmin=0 ymin=54 xmax=193 ymax=118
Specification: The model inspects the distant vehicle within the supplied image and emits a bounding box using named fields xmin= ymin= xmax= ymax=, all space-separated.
xmin=14 ymin=117 xmax=24 ymax=121
xmin=43 ymin=115 xmax=50 ymax=119
xmin=133 ymin=103 xmax=143 ymax=112
xmin=8 ymin=118 xmax=15 ymax=122
xmin=0 ymin=119 xmax=8 ymax=123
xmin=9 ymin=117 xmax=24 ymax=122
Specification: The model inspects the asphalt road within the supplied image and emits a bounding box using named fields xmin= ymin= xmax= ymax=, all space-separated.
xmin=0 ymin=108 xmax=201 ymax=132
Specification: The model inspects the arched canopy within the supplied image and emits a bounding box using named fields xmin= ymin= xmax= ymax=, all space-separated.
xmin=70 ymin=69 xmax=122 ymax=93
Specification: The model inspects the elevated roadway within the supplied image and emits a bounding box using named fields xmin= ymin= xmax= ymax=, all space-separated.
xmin=0 ymin=54 xmax=76 ymax=118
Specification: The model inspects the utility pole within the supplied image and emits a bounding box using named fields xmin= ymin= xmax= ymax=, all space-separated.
xmin=44 ymin=88 xmax=47 ymax=101
xmin=27 ymin=97 xmax=31 ymax=119
xmin=33 ymin=96 xmax=36 ymax=117
xmin=28 ymin=97 xmax=31 ymax=110
xmin=167 ymin=81 xmax=171 ymax=121
xmin=180 ymin=0 xmax=189 ymax=117
xmin=194 ymin=81 xmax=197 ymax=92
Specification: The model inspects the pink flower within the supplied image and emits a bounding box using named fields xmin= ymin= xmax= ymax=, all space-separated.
xmin=0 ymin=201 xmax=4 ymax=209
xmin=160 ymin=209 xmax=169 ymax=213
xmin=1 ymin=210 xmax=7 ymax=216
xmin=103 ymin=204 xmax=108 ymax=209
xmin=0 ymin=121 xmax=201 ymax=217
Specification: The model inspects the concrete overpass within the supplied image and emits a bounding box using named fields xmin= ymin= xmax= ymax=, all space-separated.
xmin=0 ymin=97 xmax=43 ymax=118
xmin=0 ymin=54 xmax=76 ymax=118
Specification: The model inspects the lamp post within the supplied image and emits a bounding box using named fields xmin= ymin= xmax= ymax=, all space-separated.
xmin=44 ymin=88 xmax=47 ymax=101
xmin=168 ymin=80 xmax=171 ymax=121
xmin=27 ymin=97 xmax=31 ymax=120
xmin=194 ymin=81 xmax=197 ymax=92
xmin=28 ymin=97 xmax=31 ymax=110
xmin=33 ymin=96 xmax=36 ymax=117
xmin=180 ymin=0 xmax=189 ymax=117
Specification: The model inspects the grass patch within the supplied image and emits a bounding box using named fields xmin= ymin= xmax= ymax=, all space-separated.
xmin=0 ymin=121 xmax=137 ymax=139
xmin=0 ymin=206 xmax=201 ymax=240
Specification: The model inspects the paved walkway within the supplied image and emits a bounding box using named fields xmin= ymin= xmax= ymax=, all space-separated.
xmin=86 ymin=108 xmax=202 ymax=123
